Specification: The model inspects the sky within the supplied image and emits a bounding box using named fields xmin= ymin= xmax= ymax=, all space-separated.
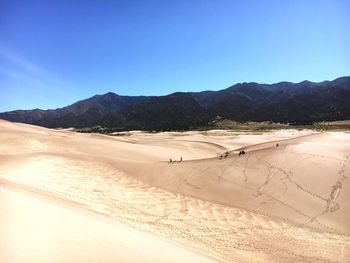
xmin=0 ymin=0 xmax=349 ymax=111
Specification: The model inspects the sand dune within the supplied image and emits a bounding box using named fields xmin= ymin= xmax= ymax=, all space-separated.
xmin=0 ymin=119 xmax=349 ymax=262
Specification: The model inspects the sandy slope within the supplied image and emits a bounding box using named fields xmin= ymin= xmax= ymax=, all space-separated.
xmin=0 ymin=187 xmax=215 ymax=263
xmin=0 ymin=119 xmax=349 ymax=262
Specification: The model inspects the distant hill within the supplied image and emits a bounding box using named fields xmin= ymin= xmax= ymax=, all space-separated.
xmin=0 ymin=93 xmax=150 ymax=128
xmin=1 ymin=76 xmax=349 ymax=130
xmin=192 ymin=76 xmax=350 ymax=125
xmin=98 ymin=92 xmax=209 ymax=131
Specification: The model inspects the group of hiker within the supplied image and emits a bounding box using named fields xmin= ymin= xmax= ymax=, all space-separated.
xmin=169 ymin=157 xmax=182 ymax=164
xmin=238 ymin=150 xmax=246 ymax=156
xmin=219 ymin=151 xmax=230 ymax=160
xmin=219 ymin=150 xmax=247 ymax=159
xmin=219 ymin=142 xmax=280 ymax=160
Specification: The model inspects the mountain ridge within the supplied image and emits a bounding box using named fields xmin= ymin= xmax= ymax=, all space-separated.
xmin=1 ymin=76 xmax=349 ymax=130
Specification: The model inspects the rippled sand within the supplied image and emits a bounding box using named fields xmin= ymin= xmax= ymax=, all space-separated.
xmin=0 ymin=120 xmax=349 ymax=262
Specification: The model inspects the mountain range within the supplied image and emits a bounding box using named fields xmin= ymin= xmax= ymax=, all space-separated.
xmin=1 ymin=76 xmax=349 ymax=130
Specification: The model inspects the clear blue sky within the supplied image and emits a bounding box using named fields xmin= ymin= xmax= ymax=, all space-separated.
xmin=0 ymin=0 xmax=349 ymax=111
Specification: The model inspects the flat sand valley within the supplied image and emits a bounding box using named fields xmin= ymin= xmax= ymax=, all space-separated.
xmin=0 ymin=119 xmax=349 ymax=262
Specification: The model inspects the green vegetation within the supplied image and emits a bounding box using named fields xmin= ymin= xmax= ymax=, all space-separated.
xmin=74 ymin=119 xmax=350 ymax=136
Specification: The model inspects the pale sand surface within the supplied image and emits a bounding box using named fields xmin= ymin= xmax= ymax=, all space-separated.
xmin=0 ymin=186 xmax=214 ymax=263
xmin=0 ymin=119 xmax=350 ymax=262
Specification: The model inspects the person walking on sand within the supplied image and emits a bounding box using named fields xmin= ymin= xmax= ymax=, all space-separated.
xmin=180 ymin=157 xmax=182 ymax=162
xmin=239 ymin=150 xmax=245 ymax=156
xmin=169 ymin=158 xmax=172 ymax=164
